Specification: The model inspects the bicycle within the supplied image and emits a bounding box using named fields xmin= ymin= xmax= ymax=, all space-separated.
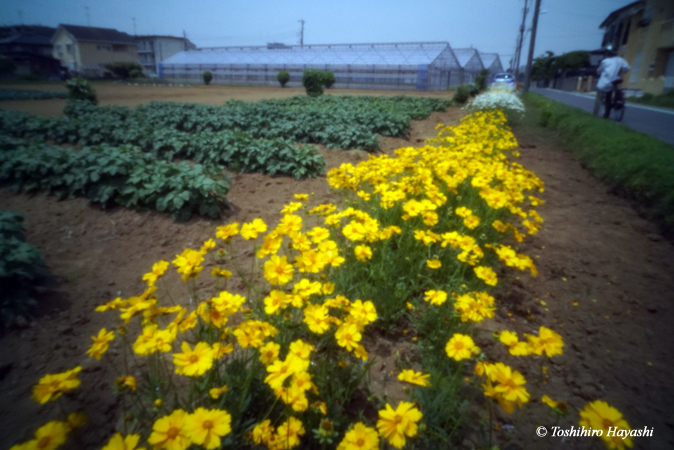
xmin=603 ymin=81 xmax=625 ymax=122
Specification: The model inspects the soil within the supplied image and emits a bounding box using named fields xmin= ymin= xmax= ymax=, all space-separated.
xmin=1 ymin=85 xmax=673 ymax=450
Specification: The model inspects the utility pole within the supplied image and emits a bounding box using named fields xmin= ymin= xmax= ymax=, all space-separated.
xmin=523 ymin=0 xmax=542 ymax=94
xmin=85 ymin=6 xmax=90 ymax=26
xmin=514 ymin=0 xmax=529 ymax=78
xmin=133 ymin=17 xmax=137 ymax=35
xmin=298 ymin=19 xmax=305 ymax=48
xmin=183 ymin=29 xmax=187 ymax=51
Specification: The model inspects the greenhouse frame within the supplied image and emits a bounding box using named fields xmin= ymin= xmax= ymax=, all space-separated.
xmin=159 ymin=41 xmax=477 ymax=90
xmin=451 ymin=48 xmax=485 ymax=84
xmin=478 ymin=52 xmax=504 ymax=77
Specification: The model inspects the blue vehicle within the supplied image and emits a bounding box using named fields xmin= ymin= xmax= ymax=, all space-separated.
xmin=492 ymin=72 xmax=516 ymax=86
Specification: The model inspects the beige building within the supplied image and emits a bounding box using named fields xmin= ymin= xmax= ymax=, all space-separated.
xmin=601 ymin=0 xmax=674 ymax=94
xmin=52 ymin=24 xmax=138 ymax=77
xmin=136 ymin=35 xmax=196 ymax=75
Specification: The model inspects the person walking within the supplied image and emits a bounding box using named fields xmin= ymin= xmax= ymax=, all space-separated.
xmin=593 ymin=45 xmax=631 ymax=118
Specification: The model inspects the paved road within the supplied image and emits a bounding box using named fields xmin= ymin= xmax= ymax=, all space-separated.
xmin=531 ymin=88 xmax=674 ymax=146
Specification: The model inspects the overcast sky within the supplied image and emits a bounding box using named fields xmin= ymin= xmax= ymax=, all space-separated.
xmin=2 ymin=0 xmax=632 ymax=68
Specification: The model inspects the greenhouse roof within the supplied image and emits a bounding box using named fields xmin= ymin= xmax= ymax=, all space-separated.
xmin=452 ymin=48 xmax=484 ymax=70
xmin=478 ymin=52 xmax=499 ymax=67
xmin=162 ymin=41 xmax=461 ymax=68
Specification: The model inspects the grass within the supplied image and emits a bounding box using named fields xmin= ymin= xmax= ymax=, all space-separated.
xmin=518 ymin=93 xmax=674 ymax=233
xmin=626 ymin=90 xmax=674 ymax=110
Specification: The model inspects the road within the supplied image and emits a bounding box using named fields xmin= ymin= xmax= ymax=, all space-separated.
xmin=531 ymin=88 xmax=674 ymax=146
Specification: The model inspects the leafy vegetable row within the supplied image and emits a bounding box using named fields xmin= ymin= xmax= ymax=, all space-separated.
xmin=0 ymin=89 xmax=67 ymax=101
xmin=0 ymin=109 xmax=325 ymax=179
xmin=0 ymin=137 xmax=230 ymax=221
xmin=0 ymin=208 xmax=48 ymax=324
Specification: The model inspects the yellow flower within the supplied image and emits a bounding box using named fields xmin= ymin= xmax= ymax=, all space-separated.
xmin=264 ymin=290 xmax=288 ymax=315
xmin=445 ymin=334 xmax=478 ymax=361
xmin=211 ymin=267 xmax=232 ymax=279
xmin=530 ymin=326 xmax=564 ymax=357
xmin=86 ymin=328 xmax=115 ymax=360
xmin=173 ymin=342 xmax=215 ymax=377
xmin=277 ymin=214 xmax=303 ymax=235
xmin=275 ymin=417 xmax=305 ymax=449
xmin=426 ymin=259 xmax=441 ymax=269
xmin=252 ymin=419 xmax=274 ymax=445
xmin=147 ymin=409 xmax=191 ymax=450
xmin=265 ymin=357 xmax=305 ymax=390
xmin=354 ymin=244 xmax=373 ymax=262
xmin=474 ymin=266 xmax=498 ymax=286
xmin=172 ymin=248 xmax=204 ymax=282
xmin=215 ymin=222 xmax=239 ymax=241
xmin=102 ymin=433 xmax=145 ymax=450
xmin=240 ymin=218 xmax=267 ymax=240
xmin=294 ymin=193 xmax=309 ymax=201
xmin=579 ymin=401 xmax=633 ymax=450
xmin=303 ymin=304 xmax=331 ymax=335
xmin=376 ymin=402 xmax=423 ymax=449
xmin=142 ymin=260 xmax=169 ymax=287
xmin=209 ymin=385 xmax=228 ymax=400
xmin=541 ymin=395 xmax=558 ymax=408
xmin=335 ymin=323 xmax=362 ymax=351
xmin=342 ymin=221 xmax=366 ymax=241
xmin=423 ymin=290 xmax=448 ymax=306
xmin=116 ymin=375 xmax=137 ymax=391
xmin=463 ymin=215 xmax=480 ymax=229
xmin=397 ymin=369 xmax=431 ymax=387
xmin=492 ymin=364 xmax=530 ymax=405
xmin=259 ymin=341 xmax=281 ymax=365
xmin=264 ymin=255 xmax=294 ymax=286
xmin=185 ymin=408 xmax=232 ymax=450
xmin=32 ymin=367 xmax=82 ymax=404
xmin=336 ymin=422 xmax=379 ymax=450
xmin=499 ymin=330 xmax=518 ymax=347
xmin=281 ymin=201 xmax=304 ymax=215
xmin=20 ymin=420 xmax=70 ymax=450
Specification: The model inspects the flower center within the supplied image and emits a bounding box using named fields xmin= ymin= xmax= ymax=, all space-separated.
xmin=454 ymin=341 xmax=465 ymax=350
xmin=189 ymin=354 xmax=200 ymax=364
xmin=356 ymin=437 xmax=366 ymax=446
xmin=203 ymin=420 xmax=214 ymax=430
xmin=37 ymin=437 xmax=52 ymax=449
xmin=602 ymin=419 xmax=614 ymax=430
xmin=167 ymin=427 xmax=179 ymax=439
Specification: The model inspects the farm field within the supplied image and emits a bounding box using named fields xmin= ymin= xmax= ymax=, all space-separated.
xmin=1 ymin=85 xmax=673 ymax=450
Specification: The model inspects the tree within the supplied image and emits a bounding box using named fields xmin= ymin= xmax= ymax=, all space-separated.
xmin=555 ymin=51 xmax=590 ymax=71
xmin=322 ymin=70 xmax=335 ymax=89
xmin=302 ymin=69 xmax=324 ymax=97
xmin=531 ymin=51 xmax=556 ymax=81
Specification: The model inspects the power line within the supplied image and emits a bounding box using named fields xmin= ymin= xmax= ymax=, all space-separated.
xmin=298 ymin=19 xmax=305 ymax=48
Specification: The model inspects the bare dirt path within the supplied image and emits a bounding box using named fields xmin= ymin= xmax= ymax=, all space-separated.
xmin=481 ymin=129 xmax=674 ymax=449
xmin=0 ymin=82 xmax=454 ymax=117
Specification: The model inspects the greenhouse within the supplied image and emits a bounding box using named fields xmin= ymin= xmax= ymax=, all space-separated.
xmin=159 ymin=41 xmax=470 ymax=90
xmin=478 ymin=52 xmax=504 ymax=77
xmin=452 ymin=48 xmax=485 ymax=84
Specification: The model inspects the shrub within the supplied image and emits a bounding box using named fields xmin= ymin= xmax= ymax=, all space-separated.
xmin=302 ymin=68 xmax=324 ymax=97
xmin=323 ymin=70 xmax=336 ymax=89
xmin=277 ymin=70 xmax=290 ymax=87
xmin=104 ymin=62 xmax=143 ymax=79
xmin=475 ymin=68 xmax=490 ymax=92
xmin=129 ymin=68 xmax=141 ymax=79
xmin=453 ymin=84 xmax=472 ymax=103
xmin=203 ymin=70 xmax=213 ymax=85
xmin=66 ymin=77 xmax=97 ymax=104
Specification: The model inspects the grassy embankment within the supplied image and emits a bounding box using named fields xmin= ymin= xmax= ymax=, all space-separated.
xmin=518 ymin=93 xmax=674 ymax=233
xmin=626 ymin=90 xmax=674 ymax=110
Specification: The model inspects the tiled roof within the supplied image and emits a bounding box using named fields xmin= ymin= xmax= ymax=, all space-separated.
xmin=58 ymin=24 xmax=137 ymax=45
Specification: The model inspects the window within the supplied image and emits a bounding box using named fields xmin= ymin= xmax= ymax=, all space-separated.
xmin=66 ymin=44 xmax=72 ymax=53
xmin=55 ymin=44 xmax=62 ymax=53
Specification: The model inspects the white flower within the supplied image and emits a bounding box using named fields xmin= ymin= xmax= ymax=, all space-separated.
xmin=463 ymin=90 xmax=525 ymax=117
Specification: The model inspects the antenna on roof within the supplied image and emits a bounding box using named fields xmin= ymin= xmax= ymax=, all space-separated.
xmin=298 ymin=20 xmax=305 ymax=48
xmin=85 ymin=6 xmax=91 ymax=26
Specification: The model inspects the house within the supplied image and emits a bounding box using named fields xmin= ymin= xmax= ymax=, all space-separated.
xmin=135 ymin=35 xmax=196 ymax=75
xmin=51 ymin=24 xmax=138 ymax=77
xmin=600 ymin=0 xmax=674 ymax=94
xmin=0 ymin=26 xmax=62 ymax=77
